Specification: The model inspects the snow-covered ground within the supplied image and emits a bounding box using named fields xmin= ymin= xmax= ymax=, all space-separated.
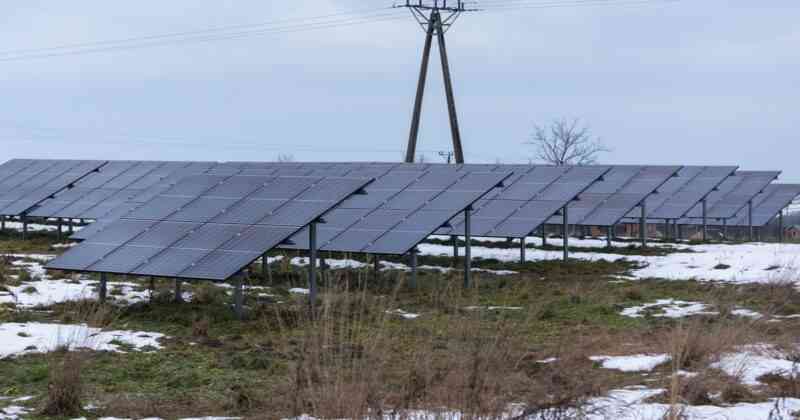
xmin=419 ymin=239 xmax=800 ymax=284
xmin=0 ymin=322 xmax=164 ymax=359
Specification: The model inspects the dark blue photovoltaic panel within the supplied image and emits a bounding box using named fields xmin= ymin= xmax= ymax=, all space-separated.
xmin=684 ymin=184 xmax=800 ymax=227
xmin=727 ymin=184 xmax=800 ymax=227
xmin=47 ymin=174 xmax=372 ymax=281
xmin=441 ymin=165 xmax=610 ymax=237
xmin=680 ymin=171 xmax=781 ymax=222
xmin=547 ymin=166 xmax=681 ymax=227
xmin=284 ymin=167 xmax=512 ymax=254
xmin=28 ymin=161 xmax=218 ymax=219
xmin=621 ymin=166 xmax=737 ymax=221
xmin=0 ymin=160 xmax=107 ymax=216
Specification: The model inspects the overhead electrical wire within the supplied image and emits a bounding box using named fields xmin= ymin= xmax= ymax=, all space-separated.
xmin=0 ymin=0 xmax=680 ymax=63
xmin=0 ymin=6 xmax=393 ymax=58
xmin=0 ymin=11 xmax=406 ymax=63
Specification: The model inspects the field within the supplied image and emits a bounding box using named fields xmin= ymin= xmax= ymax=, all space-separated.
xmin=3 ymin=226 xmax=800 ymax=419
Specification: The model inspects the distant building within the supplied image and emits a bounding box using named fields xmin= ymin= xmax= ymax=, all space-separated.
xmin=786 ymin=225 xmax=800 ymax=240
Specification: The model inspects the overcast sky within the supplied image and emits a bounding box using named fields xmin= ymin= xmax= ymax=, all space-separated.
xmin=1 ymin=1 xmax=798 ymax=181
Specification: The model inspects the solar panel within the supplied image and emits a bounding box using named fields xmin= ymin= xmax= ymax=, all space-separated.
xmin=680 ymin=171 xmax=781 ymax=222
xmin=46 ymin=175 xmax=372 ymax=281
xmin=717 ymin=184 xmax=800 ymax=227
xmin=282 ymin=167 xmax=512 ymax=255
xmin=28 ymin=161 xmax=217 ymax=220
xmin=547 ymin=166 xmax=681 ymax=227
xmin=0 ymin=160 xmax=107 ymax=216
xmin=621 ymin=166 xmax=737 ymax=222
xmin=439 ymin=165 xmax=610 ymax=237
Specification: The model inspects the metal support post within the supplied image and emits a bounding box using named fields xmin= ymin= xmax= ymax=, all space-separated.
xmin=57 ymin=219 xmax=62 ymax=241
xmin=309 ymin=222 xmax=318 ymax=311
xmin=748 ymin=200 xmax=754 ymax=241
xmin=779 ymin=209 xmax=784 ymax=243
xmin=722 ymin=219 xmax=728 ymax=241
xmin=606 ymin=226 xmax=613 ymax=248
xmin=410 ymin=248 xmax=418 ymax=289
xmin=174 ymin=279 xmax=183 ymax=303
xmin=320 ymin=256 xmax=327 ymax=286
xmin=149 ymin=277 xmax=156 ymax=302
xmin=233 ymin=273 xmax=244 ymax=319
xmin=664 ymin=219 xmax=670 ymax=241
xmin=640 ymin=201 xmax=647 ymax=247
xmin=1 ymin=216 xmax=5 ymax=231
xmin=452 ymin=235 xmax=459 ymax=258
xmin=463 ymin=206 xmax=472 ymax=288
xmin=22 ymin=216 xmax=28 ymax=240
xmin=99 ymin=273 xmax=108 ymax=304
xmin=562 ymin=205 xmax=569 ymax=262
xmin=701 ymin=199 xmax=708 ymax=242
xmin=678 ymin=224 xmax=683 ymax=241
xmin=541 ymin=225 xmax=547 ymax=246
xmin=373 ymin=256 xmax=380 ymax=283
xmin=68 ymin=219 xmax=73 ymax=234
xmin=520 ymin=237 xmax=526 ymax=264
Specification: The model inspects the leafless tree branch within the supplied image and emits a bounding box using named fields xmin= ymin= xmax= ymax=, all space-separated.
xmin=527 ymin=118 xmax=610 ymax=166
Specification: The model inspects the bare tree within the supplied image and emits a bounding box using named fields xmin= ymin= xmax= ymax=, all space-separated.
xmin=528 ymin=118 xmax=609 ymax=166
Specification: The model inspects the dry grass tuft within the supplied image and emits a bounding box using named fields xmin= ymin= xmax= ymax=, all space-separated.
xmin=41 ymin=350 xmax=85 ymax=417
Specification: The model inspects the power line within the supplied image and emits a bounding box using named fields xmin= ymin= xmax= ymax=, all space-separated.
xmin=0 ymin=11 xmax=406 ymax=63
xmin=0 ymin=6 xmax=392 ymax=58
xmin=0 ymin=0 xmax=680 ymax=63
xmin=478 ymin=0 xmax=679 ymax=12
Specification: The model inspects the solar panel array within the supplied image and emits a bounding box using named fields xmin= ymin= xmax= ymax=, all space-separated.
xmin=0 ymin=159 xmax=106 ymax=216
xmin=29 ymin=161 xmax=216 ymax=220
xmin=621 ymin=166 xmax=738 ymax=222
xmin=438 ymin=165 xmax=611 ymax=237
xmin=721 ymin=184 xmax=800 ymax=227
xmin=282 ymin=167 xmax=512 ymax=255
xmin=547 ymin=165 xmax=681 ymax=227
xmin=46 ymin=175 xmax=372 ymax=281
xmin=680 ymin=171 xmax=781 ymax=222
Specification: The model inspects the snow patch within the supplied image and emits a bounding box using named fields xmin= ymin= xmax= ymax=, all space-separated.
xmin=0 ymin=322 xmax=164 ymax=359
xmin=712 ymin=347 xmax=798 ymax=386
xmin=590 ymin=354 xmax=671 ymax=372
xmin=620 ymin=299 xmax=717 ymax=318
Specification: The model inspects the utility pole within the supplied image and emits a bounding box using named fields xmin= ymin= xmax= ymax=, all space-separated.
xmin=399 ymin=0 xmax=476 ymax=164
xmin=438 ymin=150 xmax=454 ymax=163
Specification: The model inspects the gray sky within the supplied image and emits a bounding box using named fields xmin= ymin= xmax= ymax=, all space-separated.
xmin=1 ymin=1 xmax=798 ymax=181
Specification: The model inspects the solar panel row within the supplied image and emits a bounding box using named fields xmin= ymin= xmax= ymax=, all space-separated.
xmin=47 ymin=175 xmax=373 ymax=281
xmin=2 ymin=160 xmax=795 ymax=243
xmin=439 ymin=165 xmax=611 ymax=237
xmin=680 ymin=171 xmax=781 ymax=223
xmin=692 ymin=184 xmax=800 ymax=228
xmin=0 ymin=159 xmax=106 ymax=216
xmin=623 ymin=166 xmax=738 ymax=221
xmin=546 ymin=165 xmax=681 ymax=227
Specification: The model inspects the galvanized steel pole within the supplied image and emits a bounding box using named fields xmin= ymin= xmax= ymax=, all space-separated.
xmin=562 ymin=206 xmax=569 ymax=262
xmin=520 ymin=237 xmax=526 ymax=264
xmin=640 ymin=200 xmax=647 ymax=247
xmin=463 ymin=206 xmax=471 ymax=288
xmin=99 ymin=273 xmax=108 ymax=304
xmin=701 ymin=199 xmax=708 ymax=242
xmin=233 ymin=273 xmax=244 ymax=319
xmin=309 ymin=222 xmax=318 ymax=311
xmin=410 ymin=248 xmax=418 ymax=289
